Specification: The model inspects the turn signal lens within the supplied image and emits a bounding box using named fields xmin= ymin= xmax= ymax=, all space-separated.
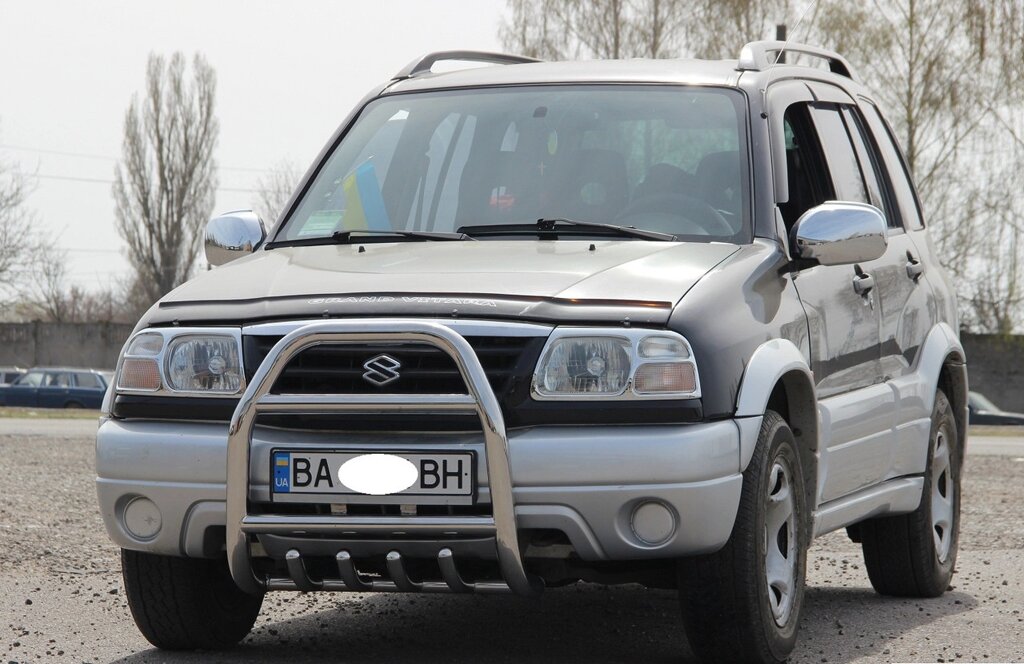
xmin=118 ymin=358 xmax=161 ymax=391
xmin=633 ymin=362 xmax=697 ymax=394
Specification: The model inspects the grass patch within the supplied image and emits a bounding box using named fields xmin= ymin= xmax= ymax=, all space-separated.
xmin=0 ymin=406 xmax=101 ymax=420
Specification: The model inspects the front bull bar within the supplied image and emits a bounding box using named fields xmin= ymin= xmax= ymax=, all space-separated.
xmin=225 ymin=320 xmax=542 ymax=596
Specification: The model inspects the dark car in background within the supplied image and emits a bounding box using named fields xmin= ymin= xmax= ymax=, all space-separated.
xmin=968 ymin=391 xmax=1024 ymax=426
xmin=1 ymin=367 xmax=110 ymax=409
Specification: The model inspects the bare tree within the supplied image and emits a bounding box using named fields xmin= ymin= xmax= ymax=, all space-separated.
xmin=113 ymin=52 xmax=219 ymax=306
xmin=253 ymin=160 xmax=301 ymax=225
xmin=24 ymin=244 xmax=72 ymax=322
xmin=813 ymin=0 xmax=1024 ymax=331
xmin=500 ymin=0 xmax=692 ymax=59
xmin=0 ymin=153 xmax=38 ymax=306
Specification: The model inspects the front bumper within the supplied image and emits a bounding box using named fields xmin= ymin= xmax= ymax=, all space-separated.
xmin=97 ymin=320 xmax=752 ymax=595
xmin=97 ymin=418 xmax=744 ymax=562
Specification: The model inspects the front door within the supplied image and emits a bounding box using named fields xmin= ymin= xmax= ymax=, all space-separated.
xmin=775 ymin=96 xmax=897 ymax=504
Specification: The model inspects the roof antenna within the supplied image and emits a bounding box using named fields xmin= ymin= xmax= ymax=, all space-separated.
xmin=761 ymin=0 xmax=819 ymax=115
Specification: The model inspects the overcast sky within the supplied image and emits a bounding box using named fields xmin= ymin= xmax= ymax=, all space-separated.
xmin=0 ymin=0 xmax=507 ymax=291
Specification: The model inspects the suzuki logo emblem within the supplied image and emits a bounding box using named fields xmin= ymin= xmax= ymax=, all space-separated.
xmin=362 ymin=354 xmax=401 ymax=387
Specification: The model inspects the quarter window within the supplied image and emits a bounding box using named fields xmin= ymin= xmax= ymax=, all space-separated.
xmin=76 ymin=372 xmax=103 ymax=388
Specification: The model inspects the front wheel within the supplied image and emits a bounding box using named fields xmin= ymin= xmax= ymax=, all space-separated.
xmin=121 ymin=549 xmax=263 ymax=650
xmin=677 ymin=411 xmax=808 ymax=664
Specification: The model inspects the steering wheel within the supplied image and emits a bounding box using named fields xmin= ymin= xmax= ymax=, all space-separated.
xmin=614 ymin=193 xmax=734 ymax=237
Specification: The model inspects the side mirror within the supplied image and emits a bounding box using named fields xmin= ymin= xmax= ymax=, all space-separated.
xmin=791 ymin=202 xmax=887 ymax=266
xmin=205 ymin=210 xmax=267 ymax=267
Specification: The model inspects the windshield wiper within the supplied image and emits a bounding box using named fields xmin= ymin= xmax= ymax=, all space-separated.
xmin=266 ymin=229 xmax=474 ymax=248
xmin=458 ymin=218 xmax=677 ymax=242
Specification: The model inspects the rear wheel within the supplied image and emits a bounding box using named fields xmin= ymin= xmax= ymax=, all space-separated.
xmin=64 ymin=401 xmax=83 ymax=409
xmin=121 ymin=549 xmax=263 ymax=650
xmin=677 ymin=411 xmax=808 ymax=664
xmin=859 ymin=389 xmax=960 ymax=597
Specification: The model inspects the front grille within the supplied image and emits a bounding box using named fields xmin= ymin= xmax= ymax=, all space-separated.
xmin=243 ymin=335 xmax=538 ymax=397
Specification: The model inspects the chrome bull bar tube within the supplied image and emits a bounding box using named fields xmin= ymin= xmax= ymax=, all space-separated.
xmin=226 ymin=320 xmax=541 ymax=596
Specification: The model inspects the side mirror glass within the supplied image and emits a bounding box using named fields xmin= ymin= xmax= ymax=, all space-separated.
xmin=205 ymin=210 xmax=267 ymax=267
xmin=791 ymin=202 xmax=887 ymax=266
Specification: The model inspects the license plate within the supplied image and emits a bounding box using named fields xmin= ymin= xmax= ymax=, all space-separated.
xmin=270 ymin=449 xmax=475 ymax=505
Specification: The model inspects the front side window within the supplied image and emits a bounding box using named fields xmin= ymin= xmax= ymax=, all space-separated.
xmin=17 ymin=371 xmax=44 ymax=387
xmin=276 ymin=86 xmax=751 ymax=242
xmin=779 ymin=104 xmax=833 ymax=230
xmin=810 ymin=105 xmax=870 ymax=204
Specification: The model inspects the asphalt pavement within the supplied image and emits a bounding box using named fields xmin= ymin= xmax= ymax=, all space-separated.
xmin=1 ymin=417 xmax=1022 ymax=663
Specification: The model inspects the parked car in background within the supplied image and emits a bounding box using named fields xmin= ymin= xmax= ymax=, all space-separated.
xmin=1 ymin=367 xmax=110 ymax=409
xmin=968 ymin=391 xmax=1024 ymax=426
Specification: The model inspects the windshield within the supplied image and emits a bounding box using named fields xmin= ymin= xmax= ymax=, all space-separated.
xmin=277 ymin=85 xmax=750 ymax=243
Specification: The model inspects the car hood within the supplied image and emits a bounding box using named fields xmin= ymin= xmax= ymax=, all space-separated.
xmin=150 ymin=240 xmax=740 ymax=326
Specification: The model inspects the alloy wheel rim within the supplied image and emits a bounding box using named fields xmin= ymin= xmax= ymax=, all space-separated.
xmin=931 ymin=430 xmax=954 ymax=563
xmin=765 ymin=457 xmax=797 ymax=626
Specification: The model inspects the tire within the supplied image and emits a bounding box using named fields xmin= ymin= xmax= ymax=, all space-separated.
xmin=121 ymin=549 xmax=263 ymax=650
xmin=859 ymin=389 xmax=960 ymax=597
xmin=64 ymin=401 xmax=83 ymax=409
xmin=677 ymin=411 xmax=808 ymax=664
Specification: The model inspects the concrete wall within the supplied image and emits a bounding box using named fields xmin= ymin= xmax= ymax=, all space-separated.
xmin=0 ymin=322 xmax=133 ymax=370
xmin=962 ymin=333 xmax=1024 ymax=413
xmin=0 ymin=324 xmax=1021 ymax=411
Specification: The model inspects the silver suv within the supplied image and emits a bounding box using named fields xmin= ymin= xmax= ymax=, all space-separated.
xmin=98 ymin=43 xmax=966 ymax=663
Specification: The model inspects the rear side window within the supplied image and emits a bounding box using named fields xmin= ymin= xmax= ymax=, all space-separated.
xmin=840 ymin=107 xmax=900 ymax=228
xmin=810 ymin=105 xmax=869 ymax=204
xmin=860 ymin=103 xmax=925 ymax=229
xmin=76 ymin=372 xmax=103 ymax=388
xmin=49 ymin=372 xmax=73 ymax=388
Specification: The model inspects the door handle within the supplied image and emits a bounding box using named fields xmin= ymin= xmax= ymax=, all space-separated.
xmin=853 ymin=272 xmax=874 ymax=296
xmin=906 ymin=252 xmax=924 ymax=281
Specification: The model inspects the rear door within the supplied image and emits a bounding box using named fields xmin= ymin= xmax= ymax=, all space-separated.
xmin=39 ymin=371 xmax=73 ymax=408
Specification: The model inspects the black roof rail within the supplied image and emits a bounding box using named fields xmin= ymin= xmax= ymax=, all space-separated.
xmin=393 ymin=50 xmax=541 ymax=80
xmin=737 ymin=40 xmax=857 ymax=81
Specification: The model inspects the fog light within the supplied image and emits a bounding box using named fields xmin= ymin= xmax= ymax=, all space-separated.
xmin=123 ymin=496 xmax=162 ymax=540
xmin=630 ymin=501 xmax=676 ymax=545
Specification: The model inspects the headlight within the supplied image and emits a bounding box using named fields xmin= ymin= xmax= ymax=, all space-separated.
xmin=115 ymin=328 xmax=244 ymax=397
xmin=537 ymin=337 xmax=632 ymax=396
xmin=532 ymin=328 xmax=700 ymax=400
xmin=165 ymin=336 xmax=242 ymax=393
